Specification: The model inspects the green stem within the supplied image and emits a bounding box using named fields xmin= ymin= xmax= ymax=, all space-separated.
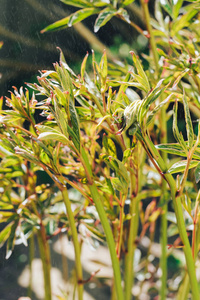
xmin=142 ymin=134 xmax=199 ymax=300
xmin=81 ymin=148 xmax=124 ymax=300
xmin=159 ymin=106 xmax=168 ymax=300
xmin=140 ymin=0 xmax=159 ymax=74
xmin=89 ymin=184 xmax=124 ymax=300
xmin=124 ymin=147 xmax=140 ymax=300
xmin=61 ymin=187 xmax=83 ymax=300
xmin=37 ymin=228 xmax=52 ymax=300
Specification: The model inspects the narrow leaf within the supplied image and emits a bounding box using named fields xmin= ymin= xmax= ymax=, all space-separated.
xmin=41 ymin=16 xmax=70 ymax=33
xmin=173 ymin=100 xmax=187 ymax=152
xmin=69 ymin=8 xmax=100 ymax=27
xmin=81 ymin=52 xmax=89 ymax=81
xmin=6 ymin=219 xmax=19 ymax=259
xmin=61 ymin=0 xmax=93 ymax=8
xmin=160 ymin=0 xmax=173 ymax=18
xmin=171 ymin=9 xmax=198 ymax=36
xmin=94 ymin=8 xmax=117 ymax=32
xmin=195 ymin=162 xmax=200 ymax=183
xmin=0 ymin=222 xmax=13 ymax=247
xmin=168 ymin=160 xmax=199 ymax=174
xmin=182 ymin=93 xmax=194 ymax=149
xmin=172 ymin=0 xmax=184 ymax=19
xmin=122 ymin=0 xmax=135 ymax=7
xmin=130 ymin=51 xmax=150 ymax=91
xmin=68 ymin=101 xmax=80 ymax=151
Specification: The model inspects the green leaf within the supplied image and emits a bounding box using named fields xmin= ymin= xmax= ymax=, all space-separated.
xmin=168 ymin=160 xmax=199 ymax=174
xmin=36 ymin=125 xmax=70 ymax=145
xmin=171 ymin=8 xmax=198 ymax=36
xmin=61 ymin=0 xmax=93 ymax=8
xmin=195 ymin=162 xmax=200 ymax=183
xmin=106 ymin=177 xmax=115 ymax=195
xmin=94 ymin=7 xmax=117 ymax=32
xmin=130 ymin=51 xmax=150 ymax=92
xmin=0 ymin=222 xmax=13 ymax=248
xmin=110 ymin=177 xmax=127 ymax=193
xmin=14 ymin=147 xmax=41 ymax=165
xmin=173 ymin=100 xmax=187 ymax=153
xmin=81 ymin=52 xmax=89 ymax=81
xmin=139 ymin=79 xmax=164 ymax=122
xmin=182 ymin=93 xmax=194 ymax=149
xmin=53 ymin=99 xmax=69 ymax=137
xmin=99 ymin=50 xmax=108 ymax=80
xmin=101 ymin=154 xmax=129 ymax=188
xmin=31 ymin=137 xmax=53 ymax=159
xmin=6 ymin=219 xmax=19 ymax=259
xmin=103 ymin=135 xmax=117 ymax=158
xmin=146 ymin=94 xmax=174 ymax=127
xmin=156 ymin=143 xmax=200 ymax=159
xmin=172 ymin=0 xmax=184 ymax=19
xmin=69 ymin=8 xmax=100 ymax=27
xmin=122 ymin=0 xmax=135 ymax=7
xmin=68 ymin=101 xmax=80 ymax=151
xmin=41 ymin=16 xmax=71 ymax=33
xmin=117 ymin=7 xmax=131 ymax=23
xmin=160 ymin=0 xmax=173 ymax=18
xmin=58 ymin=47 xmax=77 ymax=77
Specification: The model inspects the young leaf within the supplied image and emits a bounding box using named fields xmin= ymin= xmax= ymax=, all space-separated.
xmin=103 ymin=135 xmax=117 ymax=158
xmin=130 ymin=51 xmax=150 ymax=92
xmin=81 ymin=52 xmax=89 ymax=81
xmin=171 ymin=8 xmax=198 ymax=36
xmin=160 ymin=0 xmax=173 ymax=18
xmin=182 ymin=93 xmax=194 ymax=149
xmin=168 ymin=160 xmax=199 ymax=174
xmin=0 ymin=222 xmax=13 ymax=248
xmin=68 ymin=101 xmax=80 ymax=152
xmin=61 ymin=0 xmax=93 ymax=8
xmin=173 ymin=100 xmax=187 ymax=153
xmin=36 ymin=125 xmax=70 ymax=145
xmin=146 ymin=94 xmax=174 ymax=127
xmin=122 ymin=0 xmax=135 ymax=7
xmin=94 ymin=7 xmax=117 ymax=32
xmin=6 ymin=219 xmax=19 ymax=259
xmin=172 ymin=0 xmax=184 ymax=19
xmin=99 ymin=50 xmax=107 ymax=80
xmin=195 ymin=162 xmax=200 ymax=183
xmin=53 ymin=98 xmax=69 ymax=137
xmin=68 ymin=8 xmax=100 ymax=27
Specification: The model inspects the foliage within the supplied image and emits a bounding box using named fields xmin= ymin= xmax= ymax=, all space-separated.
xmin=1 ymin=0 xmax=200 ymax=300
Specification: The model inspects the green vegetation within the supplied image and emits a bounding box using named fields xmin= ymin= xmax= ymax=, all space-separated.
xmin=1 ymin=0 xmax=200 ymax=299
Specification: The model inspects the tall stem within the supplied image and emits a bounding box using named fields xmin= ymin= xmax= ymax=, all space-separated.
xmin=142 ymin=134 xmax=199 ymax=300
xmin=159 ymin=107 xmax=168 ymax=299
xmin=81 ymin=148 xmax=124 ymax=300
xmin=124 ymin=146 xmax=140 ymax=300
xmin=61 ymin=187 xmax=83 ymax=300
xmin=37 ymin=227 xmax=52 ymax=300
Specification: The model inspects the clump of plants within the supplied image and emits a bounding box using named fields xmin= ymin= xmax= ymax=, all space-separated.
xmin=1 ymin=0 xmax=200 ymax=299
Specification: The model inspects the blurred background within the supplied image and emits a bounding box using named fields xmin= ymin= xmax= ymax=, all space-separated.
xmin=0 ymin=0 xmax=147 ymax=97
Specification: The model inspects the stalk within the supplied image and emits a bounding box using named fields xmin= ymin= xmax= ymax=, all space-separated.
xmin=61 ymin=187 xmax=83 ymax=300
xmin=37 ymin=227 xmax=52 ymax=300
xmin=142 ymin=134 xmax=199 ymax=300
xmin=159 ymin=107 xmax=168 ymax=300
xmin=124 ymin=146 xmax=140 ymax=300
xmin=81 ymin=148 xmax=124 ymax=300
